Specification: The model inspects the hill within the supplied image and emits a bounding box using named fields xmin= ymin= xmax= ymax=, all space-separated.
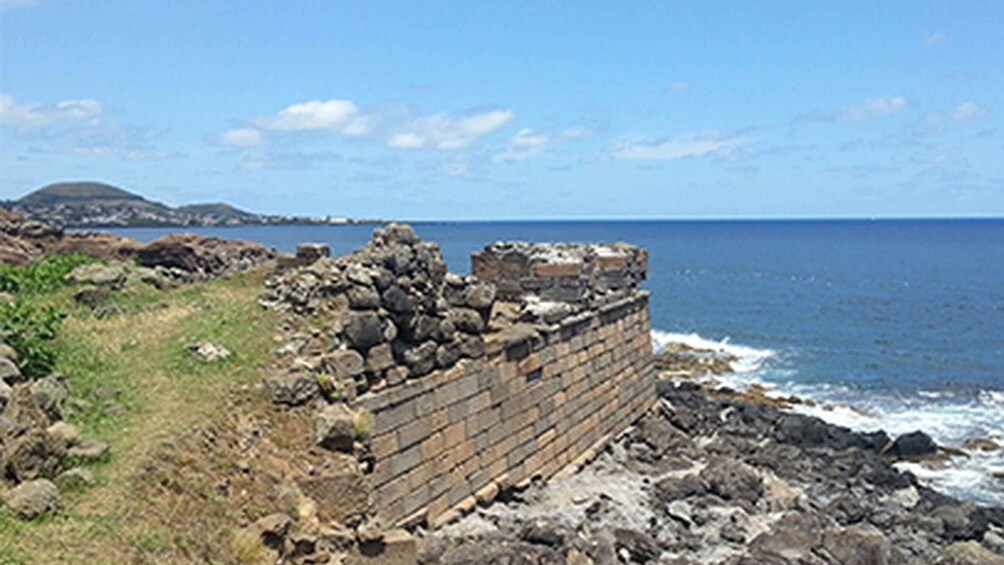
xmin=5 ymin=181 xmax=358 ymax=227
xmin=176 ymin=202 xmax=255 ymax=219
xmin=18 ymin=182 xmax=159 ymax=208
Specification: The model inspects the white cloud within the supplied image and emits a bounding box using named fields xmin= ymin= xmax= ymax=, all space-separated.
xmin=493 ymin=126 xmax=593 ymax=163
xmin=387 ymin=109 xmax=514 ymax=150
xmin=254 ymin=99 xmax=372 ymax=136
xmin=669 ymin=82 xmax=690 ymax=93
xmin=387 ymin=132 xmax=425 ymax=149
xmin=612 ymin=130 xmax=742 ymax=161
xmin=560 ymin=127 xmax=591 ymax=139
xmin=0 ymin=0 xmax=38 ymax=11
xmin=218 ymin=127 xmax=264 ymax=147
xmin=950 ymin=102 xmax=987 ymax=122
xmin=837 ymin=96 xmax=908 ymax=122
xmin=510 ymin=128 xmax=550 ymax=148
xmin=0 ymin=94 xmax=103 ymax=129
xmin=923 ymin=30 xmax=948 ymax=47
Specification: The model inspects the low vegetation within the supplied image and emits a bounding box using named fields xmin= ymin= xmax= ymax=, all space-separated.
xmin=0 ymin=255 xmax=101 ymax=379
xmin=0 ymin=259 xmax=294 ymax=564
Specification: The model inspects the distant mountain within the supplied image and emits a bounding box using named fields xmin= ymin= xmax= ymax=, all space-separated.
xmin=18 ymin=182 xmax=158 ymax=208
xmin=5 ymin=181 xmax=366 ymax=227
xmin=176 ymin=202 xmax=256 ymax=220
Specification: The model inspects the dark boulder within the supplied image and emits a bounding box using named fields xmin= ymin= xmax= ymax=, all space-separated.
xmin=883 ymin=431 xmax=938 ymax=460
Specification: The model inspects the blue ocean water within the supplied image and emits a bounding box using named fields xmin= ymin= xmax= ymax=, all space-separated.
xmin=105 ymin=220 xmax=1004 ymax=503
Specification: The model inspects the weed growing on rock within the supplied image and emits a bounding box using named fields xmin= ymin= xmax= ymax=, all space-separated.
xmin=0 ymin=299 xmax=65 ymax=379
xmin=0 ymin=254 xmax=100 ymax=296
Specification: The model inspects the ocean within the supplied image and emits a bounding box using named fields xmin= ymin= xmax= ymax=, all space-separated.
xmin=104 ymin=219 xmax=1004 ymax=505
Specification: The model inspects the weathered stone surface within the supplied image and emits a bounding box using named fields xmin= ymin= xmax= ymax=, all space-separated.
xmin=462 ymin=283 xmax=496 ymax=310
xmin=249 ymin=512 xmax=293 ymax=550
xmin=472 ymin=240 xmax=647 ymax=303
xmin=962 ymin=438 xmax=1001 ymax=453
xmin=297 ymin=469 xmax=370 ymax=523
xmin=402 ymin=341 xmax=437 ymax=377
xmin=435 ymin=342 xmax=461 ymax=369
xmin=934 ymin=541 xmax=1004 ymax=565
xmin=344 ymin=312 xmax=384 ymax=350
xmin=654 ymin=473 xmax=707 ymax=502
xmin=64 ymin=263 xmax=126 ymax=289
xmin=699 ymin=457 xmax=763 ymax=504
xmin=5 ymin=429 xmax=68 ymax=480
xmin=457 ymin=334 xmax=485 ymax=359
xmin=447 ymin=308 xmax=485 ymax=334
xmin=186 ymin=341 xmax=231 ymax=362
xmin=296 ymin=243 xmax=330 ymax=265
xmin=365 ymin=343 xmax=395 ymax=374
xmin=0 ymin=379 xmax=11 ymax=411
xmin=884 ymin=430 xmax=938 ymax=460
xmin=350 ymin=529 xmax=417 ymax=565
xmin=136 ymin=233 xmax=275 ymax=281
xmin=613 ymin=528 xmax=661 ymax=562
xmin=314 ymin=403 xmax=357 ymax=451
xmin=54 ymin=467 xmax=95 ymax=489
xmin=46 ymin=421 xmax=80 ymax=448
xmin=1 ymin=479 xmax=61 ymax=520
xmin=265 ymin=373 xmax=319 ymax=406
xmin=347 ymin=285 xmax=381 ymax=309
xmin=821 ymin=525 xmax=902 ymax=565
xmin=381 ymin=285 xmax=413 ymax=314
xmin=67 ymin=439 xmax=110 ymax=462
xmin=326 ymin=350 xmax=365 ymax=379
xmin=0 ymin=343 xmax=17 ymax=361
xmin=0 ymin=357 xmax=21 ymax=385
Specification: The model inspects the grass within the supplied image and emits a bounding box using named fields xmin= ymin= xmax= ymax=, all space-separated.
xmin=0 ymin=268 xmax=298 ymax=564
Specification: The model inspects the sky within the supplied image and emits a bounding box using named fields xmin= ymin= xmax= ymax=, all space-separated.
xmin=0 ymin=1 xmax=1002 ymax=220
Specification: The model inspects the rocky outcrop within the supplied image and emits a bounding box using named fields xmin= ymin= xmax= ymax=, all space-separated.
xmin=136 ymin=233 xmax=276 ymax=282
xmin=1 ymin=209 xmax=139 ymax=265
xmin=0 ymin=349 xmax=106 ymax=520
xmin=1 ymin=478 xmax=61 ymax=519
xmin=653 ymin=342 xmax=736 ymax=376
xmin=1 ymin=210 xmax=274 ymax=282
xmin=419 ymin=380 xmax=1004 ymax=564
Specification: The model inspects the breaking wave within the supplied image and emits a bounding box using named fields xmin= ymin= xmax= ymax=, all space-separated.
xmin=651 ymin=329 xmax=1004 ymax=506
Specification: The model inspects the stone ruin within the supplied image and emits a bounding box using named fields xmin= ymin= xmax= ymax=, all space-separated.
xmin=472 ymin=241 xmax=647 ymax=303
xmin=259 ymin=224 xmax=497 ymax=397
xmin=259 ymin=225 xmax=652 ymax=401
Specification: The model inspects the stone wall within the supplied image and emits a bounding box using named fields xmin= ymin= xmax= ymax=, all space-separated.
xmin=356 ymin=291 xmax=654 ymax=527
xmin=260 ymin=226 xmax=656 ymax=530
xmin=471 ymin=242 xmax=648 ymax=303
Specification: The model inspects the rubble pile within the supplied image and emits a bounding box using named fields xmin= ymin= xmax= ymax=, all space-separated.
xmin=260 ymin=224 xmax=496 ymax=398
xmin=0 ymin=344 xmax=108 ymax=520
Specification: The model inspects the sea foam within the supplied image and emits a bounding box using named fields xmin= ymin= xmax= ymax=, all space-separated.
xmin=650 ymin=329 xmax=1004 ymax=507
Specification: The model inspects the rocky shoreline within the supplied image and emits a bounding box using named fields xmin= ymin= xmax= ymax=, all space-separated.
xmin=416 ymin=347 xmax=1004 ymax=564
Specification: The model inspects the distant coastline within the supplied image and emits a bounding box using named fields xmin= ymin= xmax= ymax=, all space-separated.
xmin=3 ymin=180 xmax=384 ymax=229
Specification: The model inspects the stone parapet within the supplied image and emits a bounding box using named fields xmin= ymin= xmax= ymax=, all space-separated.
xmin=471 ymin=241 xmax=648 ymax=304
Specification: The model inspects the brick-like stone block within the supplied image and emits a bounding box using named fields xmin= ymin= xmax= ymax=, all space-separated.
xmin=350 ymin=529 xmax=416 ymax=565
xmin=298 ymin=471 xmax=370 ymax=523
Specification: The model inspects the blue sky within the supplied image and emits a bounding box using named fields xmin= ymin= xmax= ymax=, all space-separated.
xmin=1 ymin=1 xmax=1001 ymax=219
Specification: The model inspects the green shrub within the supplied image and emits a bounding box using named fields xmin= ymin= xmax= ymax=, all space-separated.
xmin=0 ymin=300 xmax=65 ymax=379
xmin=0 ymin=253 xmax=100 ymax=296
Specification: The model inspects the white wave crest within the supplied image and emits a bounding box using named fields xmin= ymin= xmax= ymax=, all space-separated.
xmin=650 ymin=329 xmax=775 ymax=373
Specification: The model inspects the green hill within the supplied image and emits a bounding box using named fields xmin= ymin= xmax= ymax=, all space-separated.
xmin=176 ymin=202 xmax=255 ymax=218
xmin=18 ymin=181 xmax=164 ymax=209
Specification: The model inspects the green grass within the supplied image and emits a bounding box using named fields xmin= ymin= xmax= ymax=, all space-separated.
xmin=0 ymin=268 xmax=287 ymax=564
